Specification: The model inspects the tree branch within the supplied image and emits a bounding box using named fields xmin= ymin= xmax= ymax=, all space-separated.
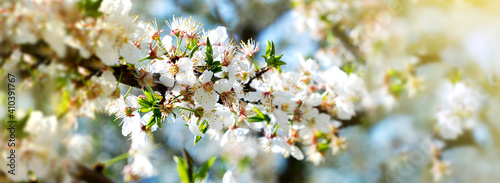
xmin=243 ymin=66 xmax=269 ymax=92
xmin=69 ymin=163 xmax=114 ymax=183
xmin=442 ymin=130 xmax=478 ymax=150
xmin=6 ymin=41 xmax=172 ymax=95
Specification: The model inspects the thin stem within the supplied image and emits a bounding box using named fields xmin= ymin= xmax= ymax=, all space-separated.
xmin=169 ymin=94 xmax=183 ymax=103
xmin=104 ymin=152 xmax=129 ymax=168
xmin=116 ymin=71 xmax=123 ymax=88
xmin=250 ymin=57 xmax=259 ymax=70
xmin=124 ymin=86 xmax=133 ymax=99
xmin=177 ymin=107 xmax=196 ymax=113
xmin=176 ymin=35 xmax=183 ymax=56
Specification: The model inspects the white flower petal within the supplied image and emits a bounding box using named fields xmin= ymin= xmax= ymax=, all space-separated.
xmin=290 ymin=145 xmax=304 ymax=160
xmin=200 ymin=70 xmax=214 ymax=83
xmin=188 ymin=119 xmax=205 ymax=137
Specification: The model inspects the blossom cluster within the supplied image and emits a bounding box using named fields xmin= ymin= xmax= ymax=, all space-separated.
xmin=291 ymin=0 xmax=495 ymax=182
xmin=0 ymin=0 xmax=372 ymax=181
xmin=104 ymin=9 xmax=370 ymax=180
xmin=436 ymin=82 xmax=479 ymax=140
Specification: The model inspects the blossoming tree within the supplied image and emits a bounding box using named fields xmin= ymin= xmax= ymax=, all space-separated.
xmin=1 ymin=0 xmax=499 ymax=182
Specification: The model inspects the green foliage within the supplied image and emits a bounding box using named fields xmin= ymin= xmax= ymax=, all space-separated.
xmin=189 ymin=44 xmax=200 ymax=59
xmin=194 ymin=120 xmax=209 ymax=145
xmin=174 ymin=148 xmax=217 ymax=183
xmin=314 ymin=132 xmax=331 ymax=153
xmin=197 ymin=156 xmax=216 ymax=180
xmin=342 ymin=62 xmax=356 ymax=75
xmin=138 ymin=88 xmax=164 ymax=129
xmin=174 ymin=156 xmax=191 ymax=183
xmin=316 ymin=138 xmax=331 ymax=153
xmin=238 ymin=156 xmax=252 ymax=172
xmin=261 ymin=41 xmax=286 ymax=69
xmin=387 ymin=69 xmax=406 ymax=97
xmin=187 ymin=38 xmax=198 ymax=51
xmin=203 ymin=38 xmax=223 ymax=73
xmin=247 ymin=107 xmax=271 ymax=124
xmin=447 ymin=68 xmax=462 ymax=84
xmin=77 ymin=0 xmax=103 ymax=18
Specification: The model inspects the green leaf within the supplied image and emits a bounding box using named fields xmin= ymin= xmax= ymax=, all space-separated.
xmin=174 ymin=156 xmax=191 ymax=183
xmin=447 ymin=68 xmax=462 ymax=84
xmin=137 ymin=98 xmax=153 ymax=108
xmin=389 ymin=81 xmax=405 ymax=96
xmin=247 ymin=116 xmax=265 ymax=122
xmin=275 ymin=60 xmax=286 ymax=67
xmin=153 ymin=108 xmax=161 ymax=115
xmin=197 ymin=156 xmax=217 ymax=181
xmin=248 ymin=107 xmax=272 ymax=123
xmin=264 ymin=114 xmax=271 ymax=123
xmin=211 ymin=61 xmax=221 ymax=67
xmin=181 ymin=148 xmax=195 ymax=182
xmin=146 ymin=115 xmax=156 ymax=129
xmin=189 ymin=44 xmax=199 ymax=58
xmin=265 ymin=41 xmax=271 ymax=56
xmin=187 ymin=38 xmax=197 ymax=50
xmin=145 ymin=89 xmax=155 ymax=101
xmin=270 ymin=41 xmax=276 ymax=56
xmin=342 ymin=62 xmax=356 ymax=75
xmin=209 ymin=66 xmax=223 ymax=73
xmin=140 ymin=107 xmax=152 ymax=113
xmin=254 ymin=107 xmax=265 ymax=118
xmin=205 ymin=38 xmax=214 ymax=66
xmin=261 ymin=41 xmax=286 ymax=69
xmin=156 ymin=116 xmax=162 ymax=129
xmin=194 ymin=136 xmax=203 ymax=145
xmin=78 ymin=0 xmax=103 ymax=18
xmin=194 ymin=120 xmax=209 ymax=145
xmin=238 ymin=156 xmax=252 ymax=172
xmin=317 ymin=139 xmax=331 ymax=153
xmin=203 ymin=37 xmax=224 ymax=74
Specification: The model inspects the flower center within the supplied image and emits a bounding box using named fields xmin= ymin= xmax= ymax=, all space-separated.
xmin=169 ymin=64 xmax=179 ymax=75
xmin=203 ymin=82 xmax=213 ymax=91
xmin=125 ymin=107 xmax=136 ymax=117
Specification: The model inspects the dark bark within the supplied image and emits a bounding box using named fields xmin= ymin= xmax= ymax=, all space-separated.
xmin=69 ymin=163 xmax=114 ymax=183
xmin=278 ymin=157 xmax=307 ymax=183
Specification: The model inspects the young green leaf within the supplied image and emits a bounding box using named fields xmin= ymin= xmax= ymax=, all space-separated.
xmin=197 ymin=156 xmax=217 ymax=181
xmin=205 ymin=38 xmax=213 ymax=66
xmin=137 ymin=98 xmax=153 ymax=108
xmin=156 ymin=116 xmax=162 ymax=129
xmin=78 ymin=0 xmax=103 ymax=18
xmin=144 ymin=88 xmax=155 ymax=101
xmin=140 ymin=107 xmax=152 ymax=113
xmin=173 ymin=156 xmax=191 ymax=183
xmin=194 ymin=120 xmax=209 ymax=145
xmin=261 ymin=41 xmax=286 ymax=69
xmin=247 ymin=116 xmax=265 ymax=122
xmin=248 ymin=107 xmax=271 ymax=123
xmin=146 ymin=115 xmax=156 ymax=129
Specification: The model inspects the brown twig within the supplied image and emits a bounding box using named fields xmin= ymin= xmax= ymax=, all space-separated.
xmin=69 ymin=163 xmax=114 ymax=183
xmin=243 ymin=66 xmax=269 ymax=92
